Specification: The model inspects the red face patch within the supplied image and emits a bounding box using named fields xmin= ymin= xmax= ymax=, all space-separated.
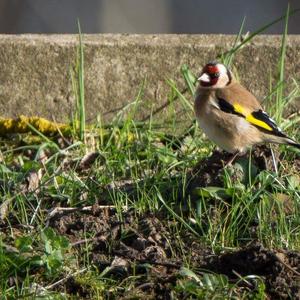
xmin=200 ymin=63 xmax=220 ymax=87
xmin=204 ymin=65 xmax=219 ymax=75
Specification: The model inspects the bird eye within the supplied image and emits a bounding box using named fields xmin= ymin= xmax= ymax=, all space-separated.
xmin=210 ymin=72 xmax=220 ymax=78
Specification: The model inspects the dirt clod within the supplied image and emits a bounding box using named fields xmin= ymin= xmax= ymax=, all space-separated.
xmin=48 ymin=203 xmax=300 ymax=299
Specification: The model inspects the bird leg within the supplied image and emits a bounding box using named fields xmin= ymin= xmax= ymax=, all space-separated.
xmin=223 ymin=150 xmax=241 ymax=167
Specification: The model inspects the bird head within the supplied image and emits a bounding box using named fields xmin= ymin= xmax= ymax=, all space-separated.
xmin=198 ymin=62 xmax=232 ymax=88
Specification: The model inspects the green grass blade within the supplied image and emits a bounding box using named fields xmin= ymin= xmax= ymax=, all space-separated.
xmin=220 ymin=7 xmax=299 ymax=60
xmin=77 ymin=20 xmax=86 ymax=142
xmin=181 ymin=64 xmax=197 ymax=95
xmin=276 ymin=4 xmax=290 ymax=122
xmin=223 ymin=16 xmax=247 ymax=66
xmin=156 ymin=190 xmax=201 ymax=238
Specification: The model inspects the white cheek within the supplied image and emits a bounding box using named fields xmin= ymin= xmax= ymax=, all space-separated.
xmin=218 ymin=64 xmax=227 ymax=74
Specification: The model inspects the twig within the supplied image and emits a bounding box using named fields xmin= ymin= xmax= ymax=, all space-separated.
xmin=47 ymin=205 xmax=127 ymax=218
xmin=270 ymin=146 xmax=278 ymax=175
xmin=135 ymin=258 xmax=182 ymax=269
xmin=71 ymin=236 xmax=107 ymax=247
xmin=134 ymin=282 xmax=154 ymax=291
xmin=141 ymin=87 xmax=188 ymax=122
xmin=46 ymin=268 xmax=87 ymax=290
xmin=232 ymin=269 xmax=254 ymax=288
xmin=286 ymin=111 xmax=300 ymax=120
xmin=274 ymin=253 xmax=300 ymax=277
xmin=113 ymin=248 xmax=181 ymax=269
xmin=45 ymin=205 xmax=128 ymax=227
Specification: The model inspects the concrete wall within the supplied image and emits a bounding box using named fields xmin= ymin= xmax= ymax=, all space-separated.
xmin=0 ymin=1 xmax=299 ymax=34
xmin=0 ymin=34 xmax=299 ymax=123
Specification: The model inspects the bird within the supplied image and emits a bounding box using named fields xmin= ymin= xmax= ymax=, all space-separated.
xmin=194 ymin=61 xmax=300 ymax=164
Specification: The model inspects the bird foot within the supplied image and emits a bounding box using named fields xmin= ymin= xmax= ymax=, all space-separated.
xmin=223 ymin=151 xmax=242 ymax=168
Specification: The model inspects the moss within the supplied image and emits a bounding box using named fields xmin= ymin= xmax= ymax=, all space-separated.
xmin=0 ymin=115 xmax=71 ymax=136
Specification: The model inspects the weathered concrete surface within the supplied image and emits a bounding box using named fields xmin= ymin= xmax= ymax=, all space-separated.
xmin=0 ymin=34 xmax=299 ymax=123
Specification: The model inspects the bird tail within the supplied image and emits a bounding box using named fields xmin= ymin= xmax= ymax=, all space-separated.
xmin=281 ymin=135 xmax=300 ymax=149
xmin=287 ymin=139 xmax=300 ymax=149
xmin=264 ymin=133 xmax=300 ymax=150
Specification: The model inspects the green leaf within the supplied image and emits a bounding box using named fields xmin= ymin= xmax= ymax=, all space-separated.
xmin=194 ymin=186 xmax=230 ymax=200
xmin=15 ymin=236 xmax=33 ymax=253
xmin=179 ymin=267 xmax=201 ymax=283
xmin=234 ymin=157 xmax=259 ymax=185
xmin=42 ymin=227 xmax=56 ymax=242
xmin=22 ymin=160 xmax=41 ymax=172
xmin=287 ymin=175 xmax=300 ymax=190
xmin=0 ymin=164 xmax=12 ymax=174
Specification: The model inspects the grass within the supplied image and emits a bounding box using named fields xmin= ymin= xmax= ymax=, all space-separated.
xmin=1 ymin=10 xmax=300 ymax=299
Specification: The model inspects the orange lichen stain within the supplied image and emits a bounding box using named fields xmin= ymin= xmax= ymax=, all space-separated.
xmin=0 ymin=115 xmax=70 ymax=135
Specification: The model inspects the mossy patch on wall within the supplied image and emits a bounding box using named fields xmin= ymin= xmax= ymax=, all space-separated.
xmin=0 ymin=115 xmax=70 ymax=135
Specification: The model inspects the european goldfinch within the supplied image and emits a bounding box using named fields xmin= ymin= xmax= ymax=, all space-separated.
xmin=194 ymin=62 xmax=300 ymax=161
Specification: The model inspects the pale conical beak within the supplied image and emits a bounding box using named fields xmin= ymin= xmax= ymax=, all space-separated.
xmin=197 ymin=73 xmax=210 ymax=82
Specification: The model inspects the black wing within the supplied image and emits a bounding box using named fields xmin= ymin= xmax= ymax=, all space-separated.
xmin=217 ymin=97 xmax=287 ymax=138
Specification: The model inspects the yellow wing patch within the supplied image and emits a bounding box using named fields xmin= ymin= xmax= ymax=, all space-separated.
xmin=233 ymin=103 xmax=273 ymax=131
xmin=245 ymin=114 xmax=272 ymax=131
xmin=232 ymin=103 xmax=244 ymax=115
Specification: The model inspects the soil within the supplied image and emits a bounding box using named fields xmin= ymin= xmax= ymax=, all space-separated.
xmin=47 ymin=146 xmax=300 ymax=299
xmin=186 ymin=145 xmax=276 ymax=190
xmin=49 ymin=210 xmax=300 ymax=299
